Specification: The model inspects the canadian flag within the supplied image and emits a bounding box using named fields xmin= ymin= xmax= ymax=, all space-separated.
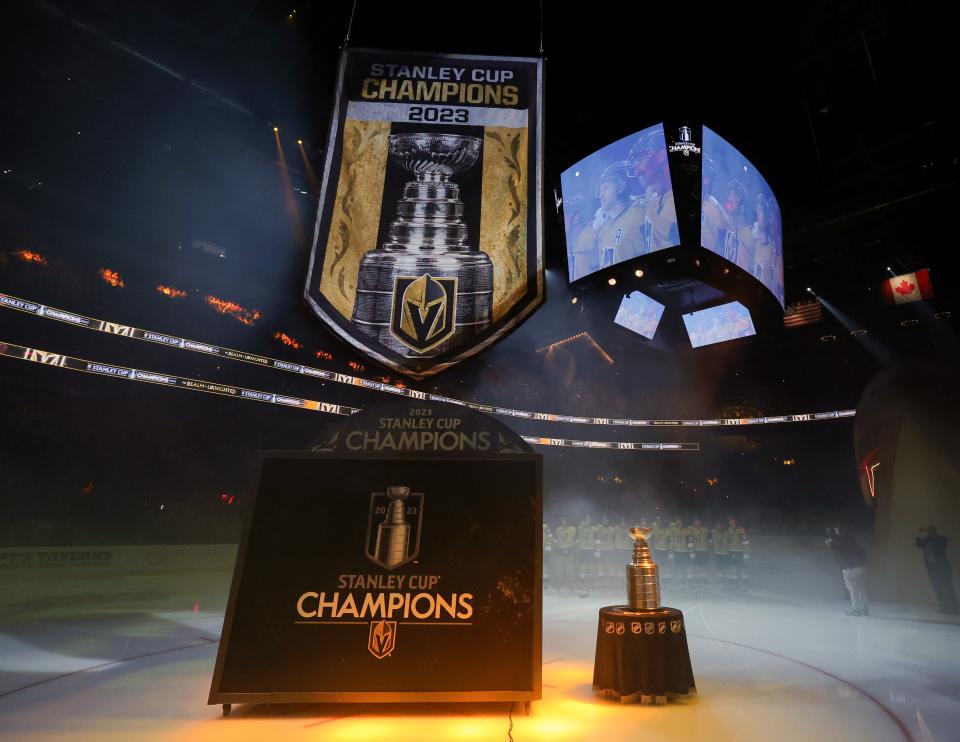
xmin=882 ymin=269 xmax=934 ymax=305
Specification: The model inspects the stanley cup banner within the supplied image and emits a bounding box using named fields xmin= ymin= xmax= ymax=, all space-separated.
xmin=304 ymin=48 xmax=545 ymax=379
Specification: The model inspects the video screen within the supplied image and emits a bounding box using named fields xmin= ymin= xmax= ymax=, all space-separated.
xmin=614 ymin=291 xmax=665 ymax=340
xmin=561 ymin=123 xmax=680 ymax=282
xmin=700 ymin=126 xmax=784 ymax=307
xmin=682 ymin=301 xmax=756 ymax=348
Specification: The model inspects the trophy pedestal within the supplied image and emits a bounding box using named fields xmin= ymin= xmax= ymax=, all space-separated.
xmin=592 ymin=605 xmax=695 ymax=704
xmin=352 ymin=249 xmax=493 ymax=358
xmin=593 ymin=527 xmax=695 ymax=704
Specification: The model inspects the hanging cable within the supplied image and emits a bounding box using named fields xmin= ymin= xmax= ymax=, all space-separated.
xmin=342 ymin=0 xmax=358 ymax=48
xmin=538 ymin=0 xmax=544 ymax=56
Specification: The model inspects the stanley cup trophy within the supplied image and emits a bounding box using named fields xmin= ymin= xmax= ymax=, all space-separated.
xmin=373 ymin=485 xmax=412 ymax=569
xmin=594 ymin=529 xmax=696 ymax=704
xmin=351 ymin=133 xmax=493 ymax=357
xmin=626 ymin=526 xmax=661 ymax=610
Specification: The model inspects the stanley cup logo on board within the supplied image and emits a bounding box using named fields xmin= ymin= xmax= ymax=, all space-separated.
xmin=366 ymin=485 xmax=423 ymax=570
xmin=374 ymin=485 xmax=412 ymax=569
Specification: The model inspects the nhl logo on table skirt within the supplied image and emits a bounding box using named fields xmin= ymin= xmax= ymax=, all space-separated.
xmin=303 ymin=47 xmax=544 ymax=379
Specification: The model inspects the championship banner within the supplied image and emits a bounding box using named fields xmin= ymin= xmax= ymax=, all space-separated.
xmin=305 ymin=48 xmax=544 ymax=379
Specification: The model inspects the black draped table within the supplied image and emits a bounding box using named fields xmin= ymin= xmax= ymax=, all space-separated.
xmin=592 ymin=605 xmax=696 ymax=704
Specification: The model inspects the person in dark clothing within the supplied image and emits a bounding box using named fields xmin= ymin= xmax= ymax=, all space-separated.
xmin=916 ymin=526 xmax=960 ymax=614
xmin=826 ymin=526 xmax=869 ymax=616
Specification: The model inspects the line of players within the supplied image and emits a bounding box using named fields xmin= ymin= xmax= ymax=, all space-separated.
xmin=543 ymin=515 xmax=750 ymax=598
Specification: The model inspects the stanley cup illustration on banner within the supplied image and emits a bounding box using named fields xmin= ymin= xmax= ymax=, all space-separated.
xmin=353 ymin=133 xmax=489 ymax=355
xmin=305 ymin=48 xmax=544 ymax=378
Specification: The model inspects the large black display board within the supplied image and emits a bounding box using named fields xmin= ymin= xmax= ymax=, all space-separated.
xmin=209 ymin=403 xmax=541 ymax=706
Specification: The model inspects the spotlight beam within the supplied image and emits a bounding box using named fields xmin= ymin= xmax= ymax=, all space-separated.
xmin=273 ymin=126 xmax=303 ymax=244
xmin=297 ymin=139 xmax=319 ymax=194
xmin=816 ymin=292 xmax=894 ymax=365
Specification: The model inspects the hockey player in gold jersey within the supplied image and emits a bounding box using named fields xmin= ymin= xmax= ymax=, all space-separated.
xmin=571 ymin=164 xmax=647 ymax=278
xmin=614 ymin=516 xmax=633 ymax=587
xmin=712 ymin=519 xmax=731 ymax=593
xmin=651 ymin=517 xmax=672 ymax=591
xmin=553 ymin=517 xmax=577 ymax=592
xmin=577 ymin=514 xmax=598 ymax=598
xmin=737 ymin=194 xmax=775 ymax=283
xmin=726 ymin=516 xmax=750 ymax=594
xmin=723 ymin=179 xmax=753 ymax=273
xmin=687 ymin=516 xmax=711 ymax=596
xmin=670 ymin=518 xmax=692 ymax=593
xmin=626 ymin=131 xmax=679 ymax=253
xmin=595 ymin=514 xmax=616 ymax=590
xmin=701 ymin=153 xmax=737 ymax=256
xmin=543 ymin=522 xmax=553 ymax=589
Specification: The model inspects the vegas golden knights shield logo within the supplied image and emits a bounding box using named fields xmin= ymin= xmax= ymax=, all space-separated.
xmin=391 ymin=274 xmax=456 ymax=353
xmin=365 ymin=486 xmax=424 ymax=570
xmin=368 ymin=620 xmax=397 ymax=659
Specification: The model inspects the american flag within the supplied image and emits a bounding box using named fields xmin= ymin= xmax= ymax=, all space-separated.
xmin=783 ymin=300 xmax=823 ymax=327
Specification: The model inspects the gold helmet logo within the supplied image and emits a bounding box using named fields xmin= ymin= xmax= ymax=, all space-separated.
xmin=390 ymin=274 xmax=457 ymax=353
xmin=368 ymin=620 xmax=397 ymax=659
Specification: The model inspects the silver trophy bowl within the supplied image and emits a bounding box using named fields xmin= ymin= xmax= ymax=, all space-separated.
xmin=388 ymin=133 xmax=482 ymax=179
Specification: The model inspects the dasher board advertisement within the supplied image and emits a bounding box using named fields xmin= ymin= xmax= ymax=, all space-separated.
xmin=304 ymin=48 xmax=544 ymax=379
xmin=209 ymin=452 xmax=542 ymax=704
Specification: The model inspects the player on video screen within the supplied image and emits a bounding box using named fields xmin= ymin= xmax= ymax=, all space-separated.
xmin=767 ymin=196 xmax=784 ymax=303
xmin=615 ymin=292 xmax=663 ymax=339
xmin=636 ymin=304 xmax=659 ymax=338
xmin=571 ymin=163 xmax=646 ymax=277
xmin=725 ymin=179 xmax=751 ymax=270
xmin=701 ymin=153 xmax=736 ymax=255
xmin=726 ymin=303 xmax=753 ymax=338
xmin=739 ymin=194 xmax=774 ymax=283
xmin=627 ymin=132 xmax=678 ymax=253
